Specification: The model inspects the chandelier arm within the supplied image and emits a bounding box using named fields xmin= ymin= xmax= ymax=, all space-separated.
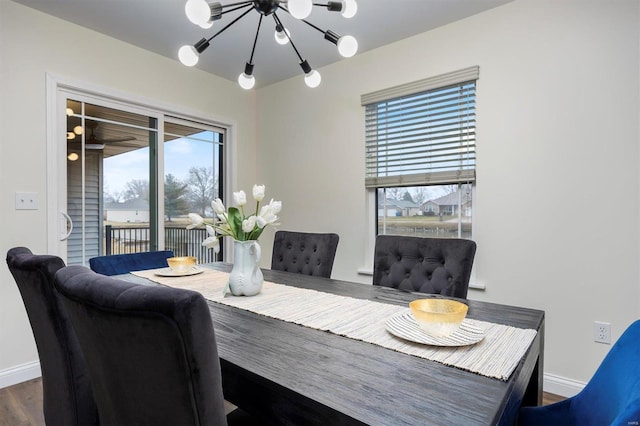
xmin=282 ymin=12 xmax=341 ymax=46
xmin=248 ymin=14 xmax=264 ymax=64
xmin=300 ymin=18 xmax=324 ymax=34
xmin=273 ymin=12 xmax=304 ymax=62
xmin=313 ymin=2 xmax=341 ymax=10
xmin=205 ymin=5 xmax=254 ymax=43
xmin=303 ymin=20 xmax=340 ymax=45
xmin=221 ymin=2 xmax=254 ymax=16
xmin=221 ymin=1 xmax=254 ymax=8
xmin=298 ymin=19 xmax=340 ymax=44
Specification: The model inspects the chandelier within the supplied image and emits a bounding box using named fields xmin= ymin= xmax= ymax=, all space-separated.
xmin=179 ymin=0 xmax=358 ymax=89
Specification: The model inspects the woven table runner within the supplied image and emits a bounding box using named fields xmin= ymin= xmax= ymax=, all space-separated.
xmin=133 ymin=268 xmax=537 ymax=381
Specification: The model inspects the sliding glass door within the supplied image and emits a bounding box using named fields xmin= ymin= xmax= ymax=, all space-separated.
xmin=59 ymin=94 xmax=225 ymax=266
xmin=64 ymin=98 xmax=160 ymax=265
xmin=163 ymin=117 xmax=225 ymax=262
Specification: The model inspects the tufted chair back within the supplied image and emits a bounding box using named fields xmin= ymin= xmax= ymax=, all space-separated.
xmin=373 ymin=235 xmax=476 ymax=298
xmin=89 ymin=250 xmax=174 ymax=276
xmin=271 ymin=231 xmax=339 ymax=278
xmin=54 ymin=265 xmax=228 ymax=426
xmin=6 ymin=247 xmax=99 ymax=426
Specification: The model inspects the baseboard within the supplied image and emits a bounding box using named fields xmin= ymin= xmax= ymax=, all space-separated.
xmin=543 ymin=372 xmax=585 ymax=398
xmin=0 ymin=361 xmax=41 ymax=389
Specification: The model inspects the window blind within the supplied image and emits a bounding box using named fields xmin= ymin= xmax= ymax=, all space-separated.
xmin=362 ymin=66 xmax=478 ymax=188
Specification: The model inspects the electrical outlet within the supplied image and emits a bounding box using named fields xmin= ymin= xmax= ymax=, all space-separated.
xmin=594 ymin=321 xmax=611 ymax=344
xmin=15 ymin=192 xmax=39 ymax=210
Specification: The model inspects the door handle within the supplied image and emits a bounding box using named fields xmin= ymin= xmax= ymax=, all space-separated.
xmin=60 ymin=211 xmax=73 ymax=241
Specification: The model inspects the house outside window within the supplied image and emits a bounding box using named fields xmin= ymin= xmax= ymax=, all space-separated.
xmin=361 ymin=66 xmax=478 ymax=255
xmin=377 ymin=184 xmax=472 ymax=239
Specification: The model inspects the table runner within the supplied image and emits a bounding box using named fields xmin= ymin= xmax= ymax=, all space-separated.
xmin=133 ymin=268 xmax=537 ymax=381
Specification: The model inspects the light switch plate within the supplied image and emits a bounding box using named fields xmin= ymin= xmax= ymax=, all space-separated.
xmin=15 ymin=192 xmax=39 ymax=210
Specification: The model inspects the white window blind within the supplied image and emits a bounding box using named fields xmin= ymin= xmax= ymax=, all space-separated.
xmin=362 ymin=66 xmax=478 ymax=188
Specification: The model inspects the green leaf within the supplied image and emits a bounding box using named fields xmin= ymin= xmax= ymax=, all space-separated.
xmin=251 ymin=227 xmax=265 ymax=240
xmin=227 ymin=207 xmax=245 ymax=240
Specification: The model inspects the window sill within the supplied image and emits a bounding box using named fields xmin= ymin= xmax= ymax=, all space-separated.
xmin=357 ymin=267 xmax=373 ymax=276
xmin=468 ymin=281 xmax=485 ymax=291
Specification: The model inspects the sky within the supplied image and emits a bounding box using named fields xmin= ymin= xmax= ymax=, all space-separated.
xmin=103 ymin=133 xmax=217 ymax=199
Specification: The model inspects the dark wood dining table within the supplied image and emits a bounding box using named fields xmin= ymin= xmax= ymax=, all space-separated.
xmin=123 ymin=263 xmax=544 ymax=426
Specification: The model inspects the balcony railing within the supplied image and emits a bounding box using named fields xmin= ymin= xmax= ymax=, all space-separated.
xmin=104 ymin=225 xmax=219 ymax=263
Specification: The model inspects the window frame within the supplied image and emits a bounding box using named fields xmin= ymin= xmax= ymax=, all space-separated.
xmin=358 ymin=67 xmax=481 ymax=290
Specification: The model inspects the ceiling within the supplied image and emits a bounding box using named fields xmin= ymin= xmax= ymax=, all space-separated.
xmin=12 ymin=0 xmax=512 ymax=88
xmin=65 ymin=100 xmax=200 ymax=158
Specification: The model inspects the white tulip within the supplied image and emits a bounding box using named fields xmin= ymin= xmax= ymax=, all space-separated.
xmin=252 ymin=184 xmax=265 ymax=202
xmin=256 ymin=201 xmax=280 ymax=228
xmin=186 ymin=213 xmax=204 ymax=229
xmin=233 ymin=190 xmax=247 ymax=206
xmin=202 ymin=227 xmax=220 ymax=253
xmin=211 ymin=198 xmax=225 ymax=215
xmin=270 ymin=200 xmax=282 ymax=214
xmin=256 ymin=216 xmax=268 ymax=229
xmin=259 ymin=199 xmax=282 ymax=216
xmin=202 ymin=236 xmax=220 ymax=254
xmin=216 ymin=213 xmax=228 ymax=223
xmin=242 ymin=215 xmax=257 ymax=233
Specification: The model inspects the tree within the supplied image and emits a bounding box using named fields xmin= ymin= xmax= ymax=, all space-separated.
xmin=164 ymin=174 xmax=189 ymax=221
xmin=442 ymin=184 xmax=458 ymax=195
xmin=123 ymin=179 xmax=149 ymax=201
xmin=402 ymin=191 xmax=414 ymax=202
xmin=385 ymin=187 xmax=403 ymax=201
xmin=411 ymin=187 xmax=429 ymax=205
xmin=103 ymin=185 xmax=123 ymax=203
xmin=187 ymin=166 xmax=216 ymax=216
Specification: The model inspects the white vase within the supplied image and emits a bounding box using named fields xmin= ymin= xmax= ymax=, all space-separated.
xmin=228 ymin=240 xmax=264 ymax=296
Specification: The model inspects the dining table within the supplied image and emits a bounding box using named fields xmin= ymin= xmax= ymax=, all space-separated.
xmin=122 ymin=263 xmax=545 ymax=426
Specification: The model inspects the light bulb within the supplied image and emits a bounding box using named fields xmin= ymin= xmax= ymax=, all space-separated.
xmin=337 ymin=35 xmax=358 ymax=57
xmin=185 ymin=0 xmax=211 ymax=26
xmin=288 ymin=0 xmax=312 ymax=19
xmin=67 ymin=152 xmax=79 ymax=161
xmin=179 ymin=45 xmax=199 ymax=66
xmin=341 ymin=0 xmax=357 ymax=18
xmin=274 ymin=27 xmax=291 ymax=45
xmin=66 ymin=107 xmax=74 ymax=116
xmin=238 ymin=72 xmax=255 ymax=90
xmin=67 ymin=132 xmax=75 ymax=140
xmin=73 ymin=125 xmax=83 ymax=135
xmin=199 ymin=19 xmax=213 ymax=29
xmin=304 ymin=70 xmax=321 ymax=88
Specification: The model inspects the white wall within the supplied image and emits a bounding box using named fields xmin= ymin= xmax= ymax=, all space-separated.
xmin=0 ymin=2 xmax=257 ymax=379
xmin=256 ymin=0 xmax=640 ymax=389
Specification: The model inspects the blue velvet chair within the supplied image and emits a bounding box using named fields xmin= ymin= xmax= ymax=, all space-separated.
xmin=518 ymin=320 xmax=640 ymax=425
xmin=89 ymin=250 xmax=174 ymax=275
xmin=271 ymin=230 xmax=339 ymax=278
xmin=54 ymin=265 xmax=230 ymax=425
xmin=5 ymin=247 xmax=99 ymax=426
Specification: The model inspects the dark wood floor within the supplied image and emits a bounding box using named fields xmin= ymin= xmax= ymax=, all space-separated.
xmin=0 ymin=377 xmax=565 ymax=425
xmin=0 ymin=379 xmax=43 ymax=426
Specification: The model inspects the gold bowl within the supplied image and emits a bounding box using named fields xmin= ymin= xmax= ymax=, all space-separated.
xmin=409 ymin=298 xmax=468 ymax=337
xmin=166 ymin=256 xmax=197 ymax=273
